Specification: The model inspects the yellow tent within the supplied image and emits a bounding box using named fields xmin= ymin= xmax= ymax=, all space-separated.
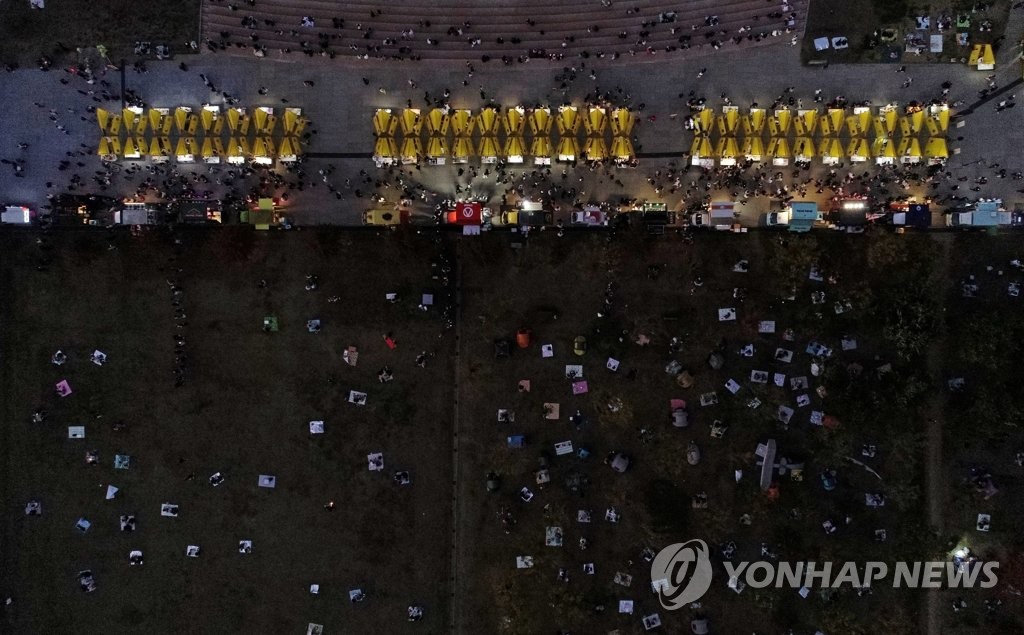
xmin=252 ymin=137 xmax=274 ymax=165
xmin=400 ymin=137 xmax=421 ymax=164
xmin=910 ymin=110 xmax=925 ymax=134
xmin=827 ymin=109 xmax=845 ymax=135
xmin=611 ymin=137 xmax=634 ymax=162
xmin=693 ymin=109 xmax=713 ymax=135
xmin=742 ymin=137 xmax=764 ymax=161
xmin=426 ymin=136 xmax=448 ymax=160
xmin=451 ymin=109 xmax=473 ymax=136
xmin=97 ymin=136 xmax=119 ymax=159
xmin=769 ymin=109 xmax=792 ymax=136
xmin=201 ymin=106 xmax=219 ymax=132
xmin=690 ymin=136 xmax=713 ymax=165
xmin=925 ymin=117 xmax=940 ymax=137
xmin=794 ymin=109 xmax=818 ymax=136
xmin=174 ymin=138 xmax=197 ymax=163
xmin=717 ymin=106 xmax=739 ymax=136
xmin=716 ymin=137 xmax=739 ymax=165
xmin=226 ymin=138 xmax=249 ymax=164
xmin=147 ymin=137 xmax=171 ymax=162
xmin=611 ymin=108 xmax=635 ymax=136
xmin=121 ymin=109 xmax=137 ymax=134
xmin=873 ymin=109 xmax=897 ymax=137
xmin=968 ymin=43 xmax=995 ymax=70
xmin=96 ymin=108 xmax=110 ymax=131
xmin=254 ymin=107 xmax=276 ymax=135
xmin=480 ymin=136 xmax=501 ymax=163
xmin=373 ymin=109 xmax=396 ymax=136
xmin=794 ymin=137 xmax=815 ymax=162
xmin=278 ymin=138 xmax=299 ymax=163
xmin=767 ymin=137 xmax=790 ymax=165
xmin=925 ymin=137 xmax=948 ymax=162
xmin=897 ymin=116 xmax=912 ymax=139
xmin=846 ymin=138 xmax=870 ymax=163
xmin=452 ymin=136 xmax=472 ymax=163
xmin=819 ymin=138 xmax=843 ymax=165
xmin=374 ymin=137 xmax=398 ymax=163
xmin=585 ymin=107 xmax=608 ymax=136
xmin=529 ymin=108 xmax=552 ymax=136
xmin=201 ymin=138 xmax=219 ymax=163
xmin=226 ymin=108 xmax=249 ymax=135
xmin=475 ymin=107 xmax=498 ymax=135
xmin=557 ymin=106 xmax=580 ymax=136
xmin=175 ymin=107 xmax=192 ymax=134
xmin=212 ymin=138 xmax=226 ymax=160
xmin=504 ymin=106 xmax=525 ymax=136
xmin=530 ymin=137 xmax=551 ymax=165
xmin=556 ymin=137 xmax=578 ymax=162
xmin=897 ymin=137 xmax=922 ymax=164
xmin=584 ymin=137 xmax=608 ymax=161
xmin=743 ymin=108 xmax=765 ymax=135
xmin=106 ymin=115 xmax=123 ymax=135
xmin=872 ymin=137 xmax=895 ymax=164
xmin=502 ymin=136 xmax=524 ymax=163
xmin=401 ymin=109 xmax=423 ymax=136
xmin=123 ymin=137 xmax=142 ymax=159
xmin=929 ymin=105 xmax=950 ymax=131
xmin=427 ymin=108 xmax=450 ymax=136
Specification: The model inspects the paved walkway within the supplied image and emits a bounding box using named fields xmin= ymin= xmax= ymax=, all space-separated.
xmin=1 ymin=14 xmax=1023 ymax=226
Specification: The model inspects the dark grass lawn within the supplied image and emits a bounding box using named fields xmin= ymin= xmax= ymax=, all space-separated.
xmin=0 ymin=227 xmax=454 ymax=633
xmin=0 ymin=0 xmax=200 ymax=65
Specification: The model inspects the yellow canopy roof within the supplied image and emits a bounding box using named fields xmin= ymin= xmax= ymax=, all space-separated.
xmin=451 ymin=109 xmax=473 ymax=136
xmin=504 ymin=107 xmax=524 ymax=135
xmin=695 ymin=109 xmax=713 ymax=134
xmin=897 ymin=116 xmax=912 ymax=139
xmin=925 ymin=137 xmax=948 ymax=159
xmin=480 ymin=136 xmax=501 ymax=159
xmin=744 ymin=108 xmax=765 ymax=135
xmin=97 ymin=136 xmax=119 ymax=158
xmin=897 ymin=137 xmax=922 ymax=160
xmin=908 ymin=110 xmax=924 ymax=134
xmin=794 ymin=137 xmax=815 ymax=161
xmin=969 ymin=44 xmax=995 ymax=69
xmin=584 ymin=137 xmax=608 ymax=160
xmin=200 ymin=137 xmax=215 ymax=158
xmin=427 ymin=109 xmax=450 ymax=135
xmin=769 ymin=109 xmax=792 ymax=136
xmin=872 ymin=137 xmax=895 ymax=158
xmin=148 ymin=137 xmax=172 ymax=157
xmin=401 ymin=109 xmax=422 ymax=136
xmin=475 ymin=107 xmax=498 ymax=135
xmin=278 ymin=138 xmax=299 ymax=162
xmin=720 ymin=106 xmax=739 ymax=135
xmin=742 ymin=137 xmax=764 ymax=160
xmin=501 ymin=136 xmax=524 ymax=158
xmin=690 ymin=136 xmax=713 ymax=158
xmin=175 ymin=138 xmax=197 ymax=161
xmin=226 ymin=137 xmax=249 ymax=159
xmin=453 ymin=136 xmax=472 ymax=160
xmin=827 ymin=109 xmax=844 ymax=135
xmin=529 ymin=108 xmax=552 ymax=135
xmin=611 ymin=136 xmax=634 ymax=160
xmin=611 ymin=108 xmax=635 ymax=136
xmin=254 ymin=107 xmax=276 ymax=134
xmin=212 ymin=138 xmax=226 ymax=158
xmin=121 ymin=109 xmax=137 ymax=133
xmin=374 ymin=136 xmax=398 ymax=158
xmin=794 ymin=109 xmax=818 ymax=136
xmin=530 ymin=136 xmax=550 ymax=159
xmin=556 ymin=137 xmax=578 ymax=161
xmin=931 ymin=106 xmax=949 ymax=131
xmin=715 ymin=137 xmax=739 ymax=159
xmin=96 ymin=108 xmax=111 ymax=131
xmin=426 ymin=136 xmax=448 ymax=159
xmin=819 ymin=138 xmax=843 ymax=160
xmin=201 ymin=107 xmax=218 ymax=132
xmin=123 ymin=137 xmax=142 ymax=158
xmin=846 ymin=138 xmax=870 ymax=162
xmin=557 ymin=106 xmax=580 ymax=136
xmin=174 ymin=108 xmax=191 ymax=133
xmin=373 ymin=109 xmax=396 ymax=136
xmin=107 ymin=115 xmax=123 ymax=135
xmin=584 ymin=107 xmax=607 ymax=136
xmin=400 ymin=137 xmax=421 ymax=161
xmin=767 ymin=137 xmax=790 ymax=158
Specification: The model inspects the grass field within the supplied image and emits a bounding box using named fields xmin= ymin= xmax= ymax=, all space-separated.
xmin=0 ymin=227 xmax=454 ymax=633
xmin=3 ymin=226 xmax=1023 ymax=634
xmin=0 ymin=0 xmax=200 ymax=65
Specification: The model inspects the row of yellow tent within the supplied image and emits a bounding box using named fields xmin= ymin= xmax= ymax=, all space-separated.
xmin=689 ymin=135 xmax=948 ymax=167
xmin=98 ymin=136 xmax=303 ymax=164
xmin=373 ymin=134 xmax=635 ymax=166
xmin=689 ymin=104 xmax=950 ymax=141
xmin=97 ymin=106 xmax=309 ymax=138
xmin=373 ymin=106 xmax=636 ymax=139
